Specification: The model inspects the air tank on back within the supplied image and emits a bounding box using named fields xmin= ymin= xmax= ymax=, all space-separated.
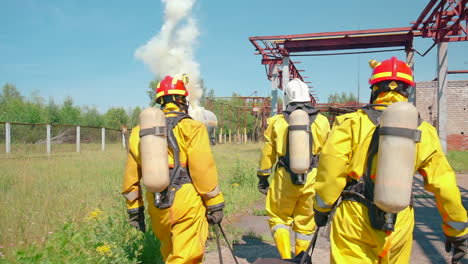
xmin=139 ymin=107 xmax=170 ymax=193
xmin=289 ymin=109 xmax=310 ymax=173
xmin=374 ymin=101 xmax=419 ymax=213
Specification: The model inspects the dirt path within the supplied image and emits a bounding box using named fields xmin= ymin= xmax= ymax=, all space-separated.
xmin=203 ymin=174 xmax=468 ymax=264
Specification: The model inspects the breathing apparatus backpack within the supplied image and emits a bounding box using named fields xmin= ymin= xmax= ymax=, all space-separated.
xmin=343 ymin=103 xmax=421 ymax=231
xmin=139 ymin=110 xmax=193 ymax=209
xmin=278 ymin=104 xmax=319 ymax=185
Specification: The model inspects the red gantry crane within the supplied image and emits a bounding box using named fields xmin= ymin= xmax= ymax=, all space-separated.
xmin=249 ymin=0 xmax=467 ymax=151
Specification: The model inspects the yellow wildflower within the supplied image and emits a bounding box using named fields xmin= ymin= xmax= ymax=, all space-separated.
xmin=231 ymin=183 xmax=239 ymax=187
xmin=96 ymin=244 xmax=112 ymax=256
xmin=85 ymin=208 xmax=104 ymax=221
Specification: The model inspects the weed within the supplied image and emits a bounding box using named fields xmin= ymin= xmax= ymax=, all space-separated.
xmin=253 ymin=209 xmax=268 ymax=216
xmin=0 ymin=143 xmax=264 ymax=262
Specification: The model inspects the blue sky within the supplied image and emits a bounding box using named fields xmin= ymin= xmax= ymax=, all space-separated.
xmin=1 ymin=0 xmax=467 ymax=113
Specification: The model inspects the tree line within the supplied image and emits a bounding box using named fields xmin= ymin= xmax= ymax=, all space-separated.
xmin=1 ymin=81 xmax=359 ymax=140
xmin=0 ymin=83 xmax=142 ymax=130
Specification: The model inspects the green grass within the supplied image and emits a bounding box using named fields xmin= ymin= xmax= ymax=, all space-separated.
xmin=3 ymin=142 xmax=462 ymax=263
xmin=0 ymin=144 xmax=164 ymax=263
xmin=11 ymin=207 xmax=160 ymax=264
xmin=0 ymin=143 xmax=263 ymax=263
xmin=211 ymin=143 xmax=263 ymax=216
xmin=253 ymin=209 xmax=268 ymax=216
xmin=446 ymin=151 xmax=468 ymax=173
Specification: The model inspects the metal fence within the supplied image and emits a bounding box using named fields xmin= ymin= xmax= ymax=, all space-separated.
xmin=0 ymin=122 xmax=127 ymax=154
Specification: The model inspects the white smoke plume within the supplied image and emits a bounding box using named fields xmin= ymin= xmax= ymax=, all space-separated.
xmin=135 ymin=0 xmax=203 ymax=107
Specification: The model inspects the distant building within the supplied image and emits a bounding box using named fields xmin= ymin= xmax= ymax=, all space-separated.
xmin=416 ymin=80 xmax=468 ymax=151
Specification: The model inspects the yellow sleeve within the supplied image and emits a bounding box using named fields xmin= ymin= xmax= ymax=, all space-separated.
xmin=186 ymin=122 xmax=224 ymax=210
xmin=312 ymin=114 xmax=331 ymax=155
xmin=257 ymin=116 xmax=279 ymax=177
xmin=122 ymin=127 xmax=145 ymax=211
xmin=314 ymin=115 xmax=353 ymax=212
xmin=417 ymin=123 xmax=468 ymax=237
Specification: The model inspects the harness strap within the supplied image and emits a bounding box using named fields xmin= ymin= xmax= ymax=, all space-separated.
xmin=361 ymin=104 xmax=423 ymax=127
xmin=154 ymin=111 xmax=192 ymax=209
xmin=282 ymin=103 xmax=320 ymax=124
xmin=289 ymin=125 xmax=310 ymax=131
xmin=170 ymin=168 xmax=192 ymax=185
xmin=139 ymin=126 xmax=167 ymax=137
xmin=363 ymin=126 xmax=380 ymax=200
xmin=379 ymin=127 xmax=421 ymax=142
xmin=361 ymin=104 xmax=384 ymax=126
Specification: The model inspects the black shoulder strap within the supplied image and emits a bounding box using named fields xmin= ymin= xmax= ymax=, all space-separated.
xmin=283 ymin=104 xmax=320 ymax=125
xmin=361 ymin=104 xmax=383 ymax=126
xmin=362 ymin=126 xmax=380 ymax=200
xmin=165 ymin=111 xmax=191 ymax=183
xmin=153 ymin=111 xmax=192 ymax=208
xmin=165 ymin=111 xmax=191 ymax=160
xmin=361 ymin=104 xmax=423 ymax=127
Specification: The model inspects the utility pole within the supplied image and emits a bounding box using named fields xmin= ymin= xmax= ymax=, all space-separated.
xmin=357 ymin=55 xmax=360 ymax=103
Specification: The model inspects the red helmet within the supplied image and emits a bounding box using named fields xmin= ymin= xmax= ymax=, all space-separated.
xmin=369 ymin=57 xmax=414 ymax=87
xmin=155 ymin=75 xmax=189 ymax=101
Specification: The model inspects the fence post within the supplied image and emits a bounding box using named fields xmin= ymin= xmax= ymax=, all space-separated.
xmin=219 ymin=127 xmax=223 ymax=144
xmin=76 ymin=126 xmax=80 ymax=152
xmin=5 ymin=122 xmax=11 ymax=153
xmin=46 ymin=124 xmax=51 ymax=154
xmin=101 ymin=128 xmax=105 ymax=151
xmin=244 ymin=127 xmax=247 ymax=144
xmin=122 ymin=131 xmax=126 ymax=149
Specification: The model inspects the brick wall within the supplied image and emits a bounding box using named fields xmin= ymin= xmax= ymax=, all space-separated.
xmin=415 ymin=80 xmax=468 ymax=150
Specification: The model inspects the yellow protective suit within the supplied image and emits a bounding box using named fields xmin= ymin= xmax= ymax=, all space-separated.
xmin=122 ymin=103 xmax=224 ymax=264
xmin=314 ymin=107 xmax=468 ymax=264
xmin=258 ymin=113 xmax=330 ymax=258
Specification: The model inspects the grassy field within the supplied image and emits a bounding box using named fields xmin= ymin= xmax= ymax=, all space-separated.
xmin=0 ymin=143 xmax=263 ymax=263
xmin=0 ymin=143 xmax=465 ymax=263
xmin=446 ymin=150 xmax=468 ymax=173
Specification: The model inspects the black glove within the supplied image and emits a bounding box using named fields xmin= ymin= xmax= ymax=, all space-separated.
xmin=257 ymin=175 xmax=270 ymax=195
xmin=207 ymin=209 xmax=224 ymax=225
xmin=314 ymin=209 xmax=330 ymax=227
xmin=128 ymin=207 xmax=146 ymax=233
xmin=445 ymin=234 xmax=468 ymax=264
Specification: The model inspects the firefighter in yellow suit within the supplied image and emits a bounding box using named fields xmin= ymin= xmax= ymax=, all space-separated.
xmin=314 ymin=57 xmax=468 ymax=264
xmin=122 ymin=75 xmax=225 ymax=264
xmin=257 ymin=78 xmax=330 ymax=259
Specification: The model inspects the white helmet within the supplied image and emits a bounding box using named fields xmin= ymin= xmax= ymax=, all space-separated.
xmin=283 ymin=78 xmax=310 ymax=106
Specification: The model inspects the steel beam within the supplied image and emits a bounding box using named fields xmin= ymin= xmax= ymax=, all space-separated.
xmin=282 ymin=56 xmax=290 ymax=110
xmin=271 ymin=64 xmax=279 ymax=116
xmin=284 ymin=33 xmax=413 ymax=52
xmin=437 ymin=42 xmax=448 ymax=153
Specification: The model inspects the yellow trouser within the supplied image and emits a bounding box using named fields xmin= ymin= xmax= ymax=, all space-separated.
xmin=148 ymin=183 xmax=208 ymax=264
xmin=267 ymin=167 xmax=316 ymax=234
xmin=267 ymin=167 xmax=316 ymax=258
xmin=330 ymin=201 xmax=414 ymax=264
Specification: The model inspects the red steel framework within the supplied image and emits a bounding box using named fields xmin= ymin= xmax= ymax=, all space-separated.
xmin=249 ymin=0 xmax=467 ymax=106
xmin=204 ymin=97 xmax=368 ymax=138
